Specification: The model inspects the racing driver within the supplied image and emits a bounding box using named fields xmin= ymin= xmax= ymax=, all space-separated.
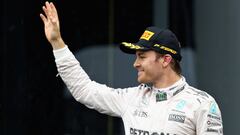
xmin=40 ymin=1 xmax=223 ymax=135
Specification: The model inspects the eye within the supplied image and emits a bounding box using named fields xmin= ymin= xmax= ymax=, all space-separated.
xmin=136 ymin=52 xmax=146 ymax=59
xmin=139 ymin=55 xmax=145 ymax=59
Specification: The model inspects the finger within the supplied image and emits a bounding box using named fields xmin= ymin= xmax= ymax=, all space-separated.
xmin=46 ymin=1 xmax=52 ymax=13
xmin=46 ymin=2 xmax=56 ymax=22
xmin=43 ymin=5 xmax=55 ymax=23
xmin=50 ymin=2 xmax=57 ymax=14
xmin=42 ymin=6 xmax=50 ymax=20
xmin=40 ymin=13 xmax=47 ymax=24
xmin=50 ymin=2 xmax=59 ymax=19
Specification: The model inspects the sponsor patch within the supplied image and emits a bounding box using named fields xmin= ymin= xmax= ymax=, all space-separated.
xmin=156 ymin=92 xmax=167 ymax=102
xmin=209 ymin=102 xmax=218 ymax=115
xmin=207 ymin=114 xmax=221 ymax=121
xmin=168 ymin=114 xmax=186 ymax=123
xmin=175 ymin=100 xmax=186 ymax=110
xmin=133 ymin=109 xmax=148 ymax=118
xmin=140 ymin=30 xmax=154 ymax=40
xmin=130 ymin=127 xmax=176 ymax=135
xmin=207 ymin=128 xmax=219 ymax=133
xmin=207 ymin=120 xmax=222 ymax=127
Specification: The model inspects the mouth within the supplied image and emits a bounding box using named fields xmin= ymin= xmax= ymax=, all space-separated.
xmin=138 ymin=71 xmax=144 ymax=76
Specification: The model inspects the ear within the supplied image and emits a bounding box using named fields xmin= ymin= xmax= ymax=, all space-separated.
xmin=162 ymin=54 xmax=172 ymax=67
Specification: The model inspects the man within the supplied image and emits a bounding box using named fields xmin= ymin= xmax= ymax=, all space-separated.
xmin=40 ymin=1 xmax=223 ymax=135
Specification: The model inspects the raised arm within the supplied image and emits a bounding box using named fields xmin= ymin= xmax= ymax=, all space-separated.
xmin=40 ymin=1 xmax=65 ymax=50
xmin=39 ymin=1 xmax=133 ymax=117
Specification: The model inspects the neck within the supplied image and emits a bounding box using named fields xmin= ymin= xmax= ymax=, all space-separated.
xmin=153 ymin=71 xmax=181 ymax=89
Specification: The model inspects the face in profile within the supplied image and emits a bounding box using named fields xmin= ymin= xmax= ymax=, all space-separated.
xmin=133 ymin=50 xmax=164 ymax=84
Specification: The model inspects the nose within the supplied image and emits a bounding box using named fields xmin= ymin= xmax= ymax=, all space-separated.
xmin=133 ymin=58 xmax=140 ymax=68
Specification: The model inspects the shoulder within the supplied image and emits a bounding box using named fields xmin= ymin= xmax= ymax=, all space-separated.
xmin=183 ymin=85 xmax=218 ymax=107
xmin=185 ymin=86 xmax=222 ymax=121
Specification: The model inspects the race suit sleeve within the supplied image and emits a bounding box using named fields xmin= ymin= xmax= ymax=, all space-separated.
xmin=53 ymin=46 xmax=135 ymax=117
xmin=195 ymin=99 xmax=223 ymax=135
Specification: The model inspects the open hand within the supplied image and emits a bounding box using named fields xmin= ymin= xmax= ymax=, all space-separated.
xmin=40 ymin=1 xmax=63 ymax=46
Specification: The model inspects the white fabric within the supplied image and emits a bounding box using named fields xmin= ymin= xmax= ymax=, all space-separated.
xmin=54 ymin=46 xmax=223 ymax=135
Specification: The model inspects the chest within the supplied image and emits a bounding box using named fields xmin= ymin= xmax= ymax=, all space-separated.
xmin=123 ymin=96 xmax=196 ymax=134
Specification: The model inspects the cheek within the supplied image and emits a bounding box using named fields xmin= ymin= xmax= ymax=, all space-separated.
xmin=148 ymin=62 xmax=162 ymax=74
xmin=144 ymin=62 xmax=159 ymax=73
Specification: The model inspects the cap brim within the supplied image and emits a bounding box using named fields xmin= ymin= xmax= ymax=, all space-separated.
xmin=119 ymin=42 xmax=149 ymax=54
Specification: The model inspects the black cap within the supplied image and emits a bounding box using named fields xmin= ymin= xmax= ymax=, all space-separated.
xmin=119 ymin=26 xmax=182 ymax=61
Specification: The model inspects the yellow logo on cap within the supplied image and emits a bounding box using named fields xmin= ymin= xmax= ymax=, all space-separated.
xmin=140 ymin=30 xmax=154 ymax=41
xmin=154 ymin=44 xmax=177 ymax=54
xmin=122 ymin=42 xmax=142 ymax=49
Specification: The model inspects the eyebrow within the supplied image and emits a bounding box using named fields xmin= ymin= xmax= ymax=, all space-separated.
xmin=136 ymin=51 xmax=145 ymax=56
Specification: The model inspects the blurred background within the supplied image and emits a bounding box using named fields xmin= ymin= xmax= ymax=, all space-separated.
xmin=1 ymin=0 xmax=239 ymax=134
